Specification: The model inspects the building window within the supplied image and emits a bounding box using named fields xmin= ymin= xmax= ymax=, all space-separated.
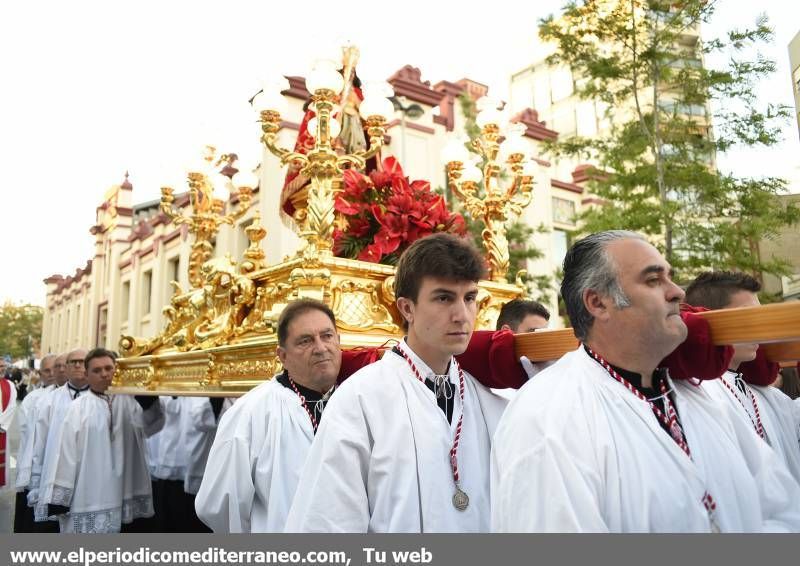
xmin=169 ymin=257 xmax=181 ymax=284
xmin=550 ymin=66 xmax=574 ymax=102
xmin=552 ymin=197 xmax=577 ymax=226
xmin=97 ymin=306 xmax=108 ymax=348
xmin=551 ymin=229 xmax=570 ymax=269
xmin=74 ymin=304 xmax=81 ymax=339
xmin=142 ymin=270 xmax=153 ymax=316
xmin=121 ymin=281 xmax=130 ymax=323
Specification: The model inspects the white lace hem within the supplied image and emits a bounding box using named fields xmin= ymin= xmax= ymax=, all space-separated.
xmin=50 ymin=485 xmax=73 ymax=506
xmin=63 ymin=508 xmax=122 ymax=534
xmin=121 ymin=495 xmax=154 ymax=523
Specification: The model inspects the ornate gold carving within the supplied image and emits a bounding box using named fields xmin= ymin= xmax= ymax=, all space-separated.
xmin=113 ymin=50 xmax=529 ymax=397
xmin=159 ymin=146 xmax=253 ymax=288
xmin=120 ymin=256 xmax=256 ymax=356
xmin=260 ymin=87 xmax=387 ymax=262
xmin=447 ymin=126 xmax=535 ymax=283
xmin=332 ymin=280 xmax=399 ymax=333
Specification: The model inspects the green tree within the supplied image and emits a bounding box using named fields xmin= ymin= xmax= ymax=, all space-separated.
xmin=539 ymin=0 xmax=799 ymax=281
xmin=454 ymin=93 xmax=554 ymax=303
xmin=0 ymin=302 xmax=43 ymax=360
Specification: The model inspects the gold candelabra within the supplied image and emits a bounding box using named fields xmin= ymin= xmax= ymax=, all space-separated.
xmin=253 ymin=50 xmax=394 ymax=263
xmin=443 ymin=102 xmax=537 ymax=283
xmin=160 ymin=145 xmax=256 ymax=288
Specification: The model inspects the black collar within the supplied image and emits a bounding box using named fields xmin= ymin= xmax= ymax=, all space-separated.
xmin=276 ymin=371 xmax=328 ymax=402
xmin=67 ymin=383 xmax=89 ymax=398
xmin=584 ymin=345 xmax=667 ymax=399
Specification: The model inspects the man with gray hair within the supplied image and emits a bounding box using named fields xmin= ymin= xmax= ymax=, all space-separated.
xmin=492 ymin=230 xmax=800 ymax=532
xmin=28 ymin=348 xmax=89 ymax=531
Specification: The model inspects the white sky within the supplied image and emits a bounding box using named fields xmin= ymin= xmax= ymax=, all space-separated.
xmin=2 ymin=0 xmax=799 ymax=306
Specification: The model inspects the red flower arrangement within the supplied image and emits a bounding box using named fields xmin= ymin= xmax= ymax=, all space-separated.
xmin=333 ymin=156 xmax=466 ymax=264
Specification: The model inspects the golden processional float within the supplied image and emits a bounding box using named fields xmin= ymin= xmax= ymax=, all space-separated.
xmin=112 ymin=50 xmax=800 ymax=397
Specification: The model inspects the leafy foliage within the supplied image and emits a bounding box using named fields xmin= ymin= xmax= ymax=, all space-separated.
xmin=539 ymin=0 xmax=799 ymax=282
xmin=0 ymin=302 xmax=43 ymax=360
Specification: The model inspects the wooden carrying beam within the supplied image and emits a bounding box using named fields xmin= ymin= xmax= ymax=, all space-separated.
xmin=515 ymin=302 xmax=800 ymax=363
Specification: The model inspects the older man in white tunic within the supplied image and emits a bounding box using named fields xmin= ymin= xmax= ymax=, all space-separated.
xmin=28 ymin=348 xmax=89 ymax=530
xmin=686 ymin=271 xmax=800 ymax=485
xmin=285 ymin=233 xmax=507 ymax=533
xmin=195 ymin=299 xmax=342 ymax=533
xmin=41 ymin=348 xmax=163 ymax=533
xmin=492 ymin=230 xmax=800 ymax=532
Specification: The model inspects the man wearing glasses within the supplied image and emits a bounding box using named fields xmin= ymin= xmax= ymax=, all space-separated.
xmin=28 ymin=348 xmax=88 ymax=532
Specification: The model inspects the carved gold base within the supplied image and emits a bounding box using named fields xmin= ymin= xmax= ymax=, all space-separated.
xmin=113 ymin=254 xmax=524 ymax=396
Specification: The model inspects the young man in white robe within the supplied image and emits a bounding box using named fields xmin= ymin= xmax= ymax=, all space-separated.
xmin=195 ymin=299 xmax=342 ymax=533
xmin=28 ymin=349 xmax=88 ymax=531
xmin=686 ymin=271 xmax=800 ymax=484
xmin=285 ymin=233 xmax=508 ymax=533
xmin=13 ymin=354 xmax=56 ymax=532
xmin=492 ymin=230 xmax=800 ymax=532
xmin=41 ymin=348 xmax=164 ymax=533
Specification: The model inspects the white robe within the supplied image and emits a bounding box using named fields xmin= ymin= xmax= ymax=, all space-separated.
xmin=182 ymin=397 xmax=218 ymax=495
xmin=284 ymin=341 xmax=508 ymax=533
xmin=28 ymin=385 xmax=79 ymax=519
xmin=148 ymin=397 xmax=188 ymax=481
xmin=41 ymin=393 xmax=164 ymax=533
xmin=195 ymin=379 xmax=314 ymax=533
xmin=13 ymin=385 xmax=52 ymax=491
xmin=491 ymin=347 xmax=800 ymax=532
xmin=704 ymin=372 xmax=800 ymax=485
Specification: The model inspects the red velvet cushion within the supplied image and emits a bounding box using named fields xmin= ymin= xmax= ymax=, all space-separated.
xmin=455 ymin=330 xmax=528 ymax=389
xmin=660 ymin=304 xmax=733 ymax=380
xmin=738 ymin=347 xmax=779 ymax=386
xmin=338 ymin=345 xmax=390 ymax=384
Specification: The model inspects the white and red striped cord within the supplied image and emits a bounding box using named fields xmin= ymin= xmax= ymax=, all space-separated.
xmin=586 ymin=345 xmax=719 ymax=529
xmin=719 ymin=375 xmax=765 ymax=439
xmin=395 ymin=347 xmax=466 ymax=486
xmin=287 ymin=375 xmax=319 ymax=433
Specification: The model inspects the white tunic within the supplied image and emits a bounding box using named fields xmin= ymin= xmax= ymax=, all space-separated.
xmin=149 ymin=397 xmax=188 ymax=481
xmin=195 ymin=378 xmax=314 ymax=533
xmin=14 ymin=385 xmax=52 ymax=490
xmin=182 ymin=397 xmax=218 ymax=495
xmin=704 ymin=372 xmax=800 ymax=484
xmin=284 ymin=340 xmax=508 ymax=533
xmin=491 ymin=348 xmax=800 ymax=532
xmin=29 ymin=385 xmax=79 ymax=519
xmin=40 ymin=393 xmax=164 ymax=533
